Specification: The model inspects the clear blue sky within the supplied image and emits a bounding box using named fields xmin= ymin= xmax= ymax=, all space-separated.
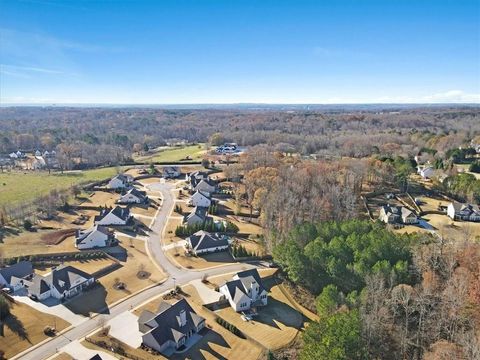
xmin=1 ymin=0 xmax=479 ymax=104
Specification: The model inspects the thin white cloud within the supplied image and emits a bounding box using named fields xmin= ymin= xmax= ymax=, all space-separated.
xmin=422 ymin=90 xmax=480 ymax=103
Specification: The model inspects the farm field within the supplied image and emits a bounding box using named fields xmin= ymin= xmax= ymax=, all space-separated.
xmin=0 ymin=299 xmax=70 ymax=359
xmin=0 ymin=167 xmax=120 ymax=207
xmin=133 ymin=144 xmax=206 ymax=163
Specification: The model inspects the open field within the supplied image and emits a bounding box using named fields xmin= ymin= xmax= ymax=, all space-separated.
xmin=0 ymin=299 xmax=70 ymax=359
xmin=50 ymin=353 xmax=74 ymax=360
xmin=0 ymin=167 xmax=121 ymax=207
xmin=134 ymin=144 xmax=206 ymax=163
xmin=164 ymin=217 xmax=183 ymax=245
xmin=0 ymin=230 xmax=78 ymax=258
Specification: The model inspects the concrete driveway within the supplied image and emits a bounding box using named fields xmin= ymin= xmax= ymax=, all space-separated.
xmin=107 ymin=311 xmax=142 ymax=348
xmin=13 ymin=291 xmax=86 ymax=326
xmin=190 ymin=279 xmax=223 ymax=304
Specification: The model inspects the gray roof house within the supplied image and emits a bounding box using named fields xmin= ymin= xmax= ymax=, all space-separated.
xmin=186 ymin=231 xmax=230 ymax=255
xmin=0 ymin=261 xmax=34 ymax=290
xmin=28 ymin=265 xmax=95 ymax=301
xmin=118 ymin=188 xmax=148 ymax=204
xmin=379 ymin=204 xmax=418 ymax=224
xmin=139 ymin=298 xmax=206 ymax=355
xmin=447 ymin=202 xmax=480 ymax=222
xmin=94 ymin=206 xmax=132 ymax=226
xmin=219 ymin=269 xmax=268 ymax=312
xmin=184 ymin=206 xmax=212 ymax=226
xmin=163 ymin=166 xmax=180 ymax=179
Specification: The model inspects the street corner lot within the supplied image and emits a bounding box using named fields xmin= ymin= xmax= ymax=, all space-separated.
xmin=0 ymin=299 xmax=70 ymax=359
xmin=166 ymin=247 xmax=236 ymax=270
xmin=138 ymin=284 xmax=265 ymax=360
xmin=214 ymin=277 xmax=304 ymax=350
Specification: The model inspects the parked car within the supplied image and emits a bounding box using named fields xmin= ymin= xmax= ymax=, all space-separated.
xmin=1 ymin=287 xmax=12 ymax=294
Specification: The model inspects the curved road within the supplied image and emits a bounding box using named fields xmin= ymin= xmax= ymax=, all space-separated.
xmin=16 ymin=181 xmax=257 ymax=360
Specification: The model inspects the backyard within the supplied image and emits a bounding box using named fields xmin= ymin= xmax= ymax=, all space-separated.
xmin=133 ymin=144 xmax=206 ymax=163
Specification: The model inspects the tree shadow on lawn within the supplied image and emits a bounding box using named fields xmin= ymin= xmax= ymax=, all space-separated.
xmin=172 ymin=327 xmax=230 ymax=360
xmin=1 ymin=313 xmax=30 ymax=343
xmin=64 ymin=283 xmax=109 ymax=316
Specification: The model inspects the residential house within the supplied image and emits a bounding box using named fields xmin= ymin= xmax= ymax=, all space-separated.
xmin=187 ymin=171 xmax=209 ymax=190
xmin=0 ymin=261 xmax=34 ymax=291
xmin=447 ymin=202 xmax=480 ymax=222
xmin=379 ymin=204 xmax=418 ymax=224
xmin=163 ymin=166 xmax=181 ymax=179
xmin=94 ymin=206 xmax=132 ymax=226
xmin=219 ymin=269 xmax=268 ymax=312
xmin=138 ymin=298 xmax=206 ymax=354
xmin=34 ymin=150 xmax=42 ymax=156
xmin=193 ymin=179 xmax=216 ymax=196
xmin=185 ymin=231 xmax=229 ymax=255
xmin=417 ymin=166 xmax=435 ymax=180
xmin=184 ymin=206 xmax=212 ymax=226
xmin=28 ymin=265 xmax=95 ymax=300
xmin=75 ymin=225 xmax=116 ymax=250
xmin=188 ymin=190 xmax=211 ymax=208
xmin=118 ymin=188 xmax=148 ymax=204
xmin=107 ymin=174 xmax=133 ymax=190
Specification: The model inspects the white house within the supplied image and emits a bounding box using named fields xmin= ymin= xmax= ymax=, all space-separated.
xmin=118 ymin=188 xmax=148 ymax=204
xmin=188 ymin=190 xmax=212 ymax=208
xmin=28 ymin=265 xmax=95 ymax=301
xmin=138 ymin=299 xmax=205 ymax=355
xmin=187 ymin=171 xmax=209 ymax=190
xmin=184 ymin=206 xmax=212 ymax=226
xmin=379 ymin=204 xmax=418 ymax=225
xmin=107 ymin=174 xmax=133 ymax=190
xmin=185 ymin=231 xmax=230 ymax=255
xmin=0 ymin=261 xmax=34 ymax=291
xmin=75 ymin=225 xmax=116 ymax=250
xmin=447 ymin=202 xmax=480 ymax=222
xmin=163 ymin=166 xmax=180 ymax=179
xmin=219 ymin=269 xmax=268 ymax=312
xmin=418 ymin=166 xmax=435 ymax=180
xmin=94 ymin=206 xmax=132 ymax=226
xmin=193 ymin=179 xmax=216 ymax=196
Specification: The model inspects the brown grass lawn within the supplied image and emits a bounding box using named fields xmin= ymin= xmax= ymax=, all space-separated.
xmin=166 ymin=248 xmax=235 ymax=270
xmin=34 ymin=258 xmax=115 ymax=276
xmin=130 ymin=204 xmax=158 ymax=217
xmin=81 ymin=191 xmax=118 ymax=207
xmin=0 ymin=300 xmax=70 ymax=359
xmin=82 ymin=330 xmax=167 ymax=360
xmin=49 ymin=353 xmax=74 ymax=360
xmin=164 ymin=217 xmax=183 ymax=245
xmin=176 ymin=201 xmax=192 ymax=214
xmin=0 ymin=231 xmax=78 ymax=258
xmin=214 ymin=277 xmax=304 ymax=350
xmin=134 ymin=285 xmax=264 ymax=360
xmin=206 ymin=268 xmax=278 ymax=289
xmin=40 ymin=208 xmax=99 ymax=229
xmin=233 ymin=236 xmax=266 ymax=256
xmin=137 ymin=178 xmax=162 ymax=186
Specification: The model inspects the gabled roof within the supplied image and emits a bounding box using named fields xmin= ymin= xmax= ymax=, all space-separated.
xmin=192 ymin=190 xmax=211 ymax=200
xmin=195 ymin=179 xmax=216 ymax=189
xmin=138 ymin=299 xmax=205 ymax=347
xmin=187 ymin=231 xmax=229 ymax=251
xmin=75 ymin=225 xmax=110 ymax=244
xmin=123 ymin=188 xmax=147 ymax=200
xmin=222 ymin=269 xmax=267 ymax=302
xmin=185 ymin=206 xmax=209 ymax=222
xmin=450 ymin=202 xmax=480 ymax=215
xmin=0 ymin=261 xmax=33 ymax=284
xmin=95 ymin=206 xmax=131 ymax=223
xmin=46 ymin=265 xmax=93 ymax=293
xmin=30 ymin=275 xmax=50 ymax=295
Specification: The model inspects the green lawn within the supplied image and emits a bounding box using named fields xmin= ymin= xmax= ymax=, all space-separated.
xmin=0 ymin=167 xmax=119 ymax=207
xmin=134 ymin=144 xmax=206 ymax=163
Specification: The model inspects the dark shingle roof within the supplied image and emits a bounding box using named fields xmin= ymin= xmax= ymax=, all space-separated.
xmin=0 ymin=261 xmax=33 ymax=284
xmin=30 ymin=275 xmax=50 ymax=295
xmin=187 ymin=231 xmax=229 ymax=251
xmin=95 ymin=206 xmax=131 ymax=223
xmin=46 ymin=265 xmax=93 ymax=293
xmin=138 ymin=299 xmax=205 ymax=347
xmin=223 ymin=269 xmax=267 ymax=301
xmin=75 ymin=225 xmax=110 ymax=245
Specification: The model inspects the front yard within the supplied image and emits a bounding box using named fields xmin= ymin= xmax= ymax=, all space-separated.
xmin=0 ymin=299 xmax=70 ymax=359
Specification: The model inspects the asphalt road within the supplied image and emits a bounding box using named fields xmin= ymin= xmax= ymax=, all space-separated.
xmin=16 ymin=181 xmax=257 ymax=360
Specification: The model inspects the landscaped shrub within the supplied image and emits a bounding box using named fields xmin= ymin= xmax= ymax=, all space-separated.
xmin=23 ymin=219 xmax=33 ymax=231
xmin=215 ymin=317 xmax=245 ymax=338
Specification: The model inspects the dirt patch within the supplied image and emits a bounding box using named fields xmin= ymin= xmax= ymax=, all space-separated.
xmin=40 ymin=229 xmax=76 ymax=245
xmin=137 ymin=270 xmax=151 ymax=279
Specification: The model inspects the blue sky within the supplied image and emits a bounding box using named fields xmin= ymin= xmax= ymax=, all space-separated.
xmin=1 ymin=0 xmax=479 ymax=104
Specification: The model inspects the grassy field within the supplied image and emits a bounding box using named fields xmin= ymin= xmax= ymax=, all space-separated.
xmin=133 ymin=144 xmax=206 ymax=163
xmin=0 ymin=300 xmax=70 ymax=359
xmin=0 ymin=167 xmax=120 ymax=207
